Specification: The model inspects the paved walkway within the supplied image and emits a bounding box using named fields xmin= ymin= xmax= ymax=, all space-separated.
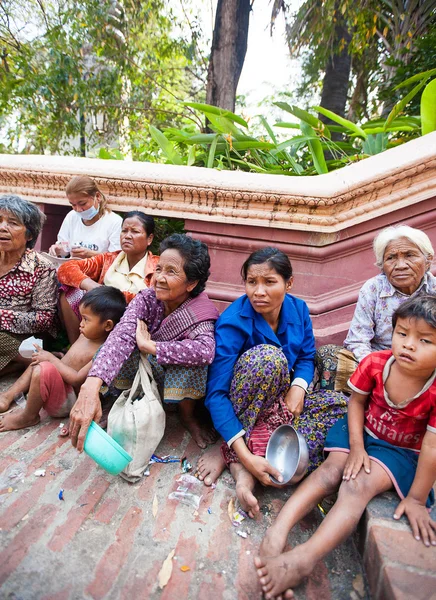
xmin=0 ymin=375 xmax=369 ymax=600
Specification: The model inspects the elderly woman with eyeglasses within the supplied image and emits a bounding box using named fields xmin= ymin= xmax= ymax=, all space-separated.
xmin=0 ymin=195 xmax=58 ymax=392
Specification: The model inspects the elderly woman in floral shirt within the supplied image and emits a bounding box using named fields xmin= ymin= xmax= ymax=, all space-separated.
xmin=0 ymin=195 xmax=58 ymax=387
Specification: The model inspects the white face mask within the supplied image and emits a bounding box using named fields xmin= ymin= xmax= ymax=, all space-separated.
xmin=79 ymin=202 xmax=99 ymax=221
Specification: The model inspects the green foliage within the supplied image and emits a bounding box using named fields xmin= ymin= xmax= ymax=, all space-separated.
xmin=145 ymin=71 xmax=435 ymax=176
xmin=421 ymin=79 xmax=436 ymax=135
xmin=279 ymin=0 xmax=436 ymax=119
xmin=0 ymin=0 xmax=205 ymax=156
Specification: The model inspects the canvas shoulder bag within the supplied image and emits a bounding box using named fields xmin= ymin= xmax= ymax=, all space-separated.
xmin=108 ymin=354 xmax=165 ymax=482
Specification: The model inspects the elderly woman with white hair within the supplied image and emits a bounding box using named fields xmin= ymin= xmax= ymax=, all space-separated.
xmin=344 ymin=224 xmax=435 ymax=361
xmin=0 ymin=195 xmax=58 ymax=387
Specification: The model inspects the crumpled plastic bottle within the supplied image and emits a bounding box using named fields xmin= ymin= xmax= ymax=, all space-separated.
xmin=168 ymin=474 xmax=203 ymax=509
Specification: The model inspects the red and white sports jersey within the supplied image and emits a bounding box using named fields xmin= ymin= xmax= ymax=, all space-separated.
xmin=348 ymin=350 xmax=436 ymax=452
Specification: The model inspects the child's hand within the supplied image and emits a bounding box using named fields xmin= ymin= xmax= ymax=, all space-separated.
xmin=394 ymin=497 xmax=436 ymax=547
xmin=30 ymin=344 xmax=54 ymax=365
xmin=343 ymin=447 xmax=371 ymax=480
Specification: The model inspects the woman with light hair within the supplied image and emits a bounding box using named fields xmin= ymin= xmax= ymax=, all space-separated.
xmin=49 ymin=175 xmax=122 ymax=259
xmin=344 ymin=224 xmax=436 ymax=361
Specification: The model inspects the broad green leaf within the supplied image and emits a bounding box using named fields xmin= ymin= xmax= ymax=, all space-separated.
xmin=276 ymin=136 xmax=319 ymax=152
xmin=363 ymin=126 xmax=417 ymax=134
xmin=421 ymin=78 xmax=436 ymax=135
xmin=314 ymin=106 xmax=367 ymax=139
xmin=229 ymin=141 xmax=275 ymax=150
xmin=187 ymin=145 xmax=196 ymax=166
xmin=207 ymin=135 xmax=219 ymax=168
xmin=231 ymin=159 xmax=293 ymax=175
xmin=111 ymin=149 xmax=124 ymax=160
xmin=258 ymin=115 xmax=278 ymax=144
xmin=274 ymin=102 xmax=319 ymax=128
xmin=187 ymin=133 xmax=220 ymax=144
xmin=182 ymin=102 xmax=248 ymax=128
xmin=204 ymin=113 xmax=242 ymax=137
xmin=301 ymin=122 xmax=328 ymax=174
xmin=384 ymin=79 xmax=428 ymax=130
xmin=149 ymin=125 xmax=183 ymax=165
xmin=362 ymin=133 xmax=388 ymax=155
xmin=394 ymin=68 xmax=436 ymax=90
xmin=98 ymin=148 xmax=114 ymax=160
xmin=274 ymin=122 xmax=301 ymax=129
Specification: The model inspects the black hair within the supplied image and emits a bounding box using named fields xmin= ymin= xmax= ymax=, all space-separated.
xmin=122 ymin=211 xmax=155 ymax=236
xmin=241 ymin=247 xmax=293 ymax=282
xmin=79 ymin=286 xmax=127 ymax=325
xmin=159 ymin=233 xmax=210 ymax=297
xmin=392 ymin=295 xmax=436 ymax=330
xmin=0 ymin=194 xmax=46 ymax=249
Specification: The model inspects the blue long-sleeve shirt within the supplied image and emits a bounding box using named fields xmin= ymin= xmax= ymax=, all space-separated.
xmin=205 ymin=293 xmax=315 ymax=444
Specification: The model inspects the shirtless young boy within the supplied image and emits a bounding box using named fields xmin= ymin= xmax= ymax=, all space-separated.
xmin=0 ymin=286 xmax=126 ymax=432
xmin=255 ymin=295 xmax=436 ymax=599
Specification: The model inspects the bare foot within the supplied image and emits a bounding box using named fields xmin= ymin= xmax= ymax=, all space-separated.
xmin=0 ymin=393 xmax=14 ymax=414
xmin=180 ymin=415 xmax=217 ymax=449
xmin=259 ymin=525 xmax=289 ymax=558
xmin=254 ymin=547 xmax=314 ymax=599
xmin=196 ymin=443 xmax=226 ymax=485
xmin=236 ymin=482 xmax=260 ymax=518
xmin=0 ymin=409 xmax=40 ymax=432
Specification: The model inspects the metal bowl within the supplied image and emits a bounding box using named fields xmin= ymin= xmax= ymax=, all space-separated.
xmin=265 ymin=424 xmax=309 ymax=485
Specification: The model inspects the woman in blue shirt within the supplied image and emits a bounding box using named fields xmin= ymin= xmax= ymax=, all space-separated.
xmin=198 ymin=247 xmax=349 ymax=518
xmin=198 ymin=248 xmax=314 ymax=517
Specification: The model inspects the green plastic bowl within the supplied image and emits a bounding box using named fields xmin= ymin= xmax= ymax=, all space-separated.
xmin=84 ymin=421 xmax=132 ymax=475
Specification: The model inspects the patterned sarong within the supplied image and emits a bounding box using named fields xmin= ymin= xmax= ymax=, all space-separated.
xmin=221 ymin=344 xmax=349 ymax=472
xmin=0 ymin=331 xmax=27 ymax=371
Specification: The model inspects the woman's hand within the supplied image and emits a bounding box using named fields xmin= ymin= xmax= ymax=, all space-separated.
xmin=394 ymin=496 xmax=436 ymax=547
xmin=49 ymin=243 xmax=64 ymax=257
xmin=136 ymin=319 xmax=157 ymax=355
xmin=70 ymin=247 xmax=96 ymax=259
xmin=69 ymin=377 xmax=103 ymax=451
xmin=342 ymin=446 xmax=371 ymax=480
xmin=243 ymin=454 xmax=284 ymax=487
xmin=284 ymin=385 xmax=305 ymax=418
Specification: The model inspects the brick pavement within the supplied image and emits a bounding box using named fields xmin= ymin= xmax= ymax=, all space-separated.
xmin=0 ymin=378 xmax=368 ymax=600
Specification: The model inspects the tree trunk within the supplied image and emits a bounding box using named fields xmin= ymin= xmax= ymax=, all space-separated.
xmin=319 ymin=16 xmax=351 ymax=133
xmin=206 ymin=0 xmax=251 ymax=111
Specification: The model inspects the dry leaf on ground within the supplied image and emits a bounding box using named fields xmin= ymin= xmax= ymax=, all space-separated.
xmin=352 ymin=574 xmax=365 ymax=597
xmin=158 ymin=549 xmax=175 ymax=589
xmin=152 ymin=494 xmax=158 ymax=518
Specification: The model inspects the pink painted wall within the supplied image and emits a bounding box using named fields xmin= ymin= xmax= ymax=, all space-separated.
xmin=186 ymin=196 xmax=436 ymax=346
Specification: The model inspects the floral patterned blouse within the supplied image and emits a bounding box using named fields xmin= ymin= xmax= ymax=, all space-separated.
xmin=344 ymin=271 xmax=436 ymax=362
xmin=0 ymin=250 xmax=58 ymax=336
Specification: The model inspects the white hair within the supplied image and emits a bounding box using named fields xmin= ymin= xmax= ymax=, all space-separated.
xmin=373 ymin=225 xmax=434 ymax=269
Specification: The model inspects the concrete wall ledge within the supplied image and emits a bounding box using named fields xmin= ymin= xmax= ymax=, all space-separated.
xmin=1 ymin=132 xmax=436 ymax=233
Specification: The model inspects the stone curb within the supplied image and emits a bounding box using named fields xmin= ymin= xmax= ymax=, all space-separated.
xmin=356 ymin=490 xmax=436 ymax=600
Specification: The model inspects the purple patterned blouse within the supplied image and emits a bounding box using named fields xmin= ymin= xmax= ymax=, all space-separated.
xmin=344 ymin=272 xmax=436 ymax=362
xmin=88 ymin=288 xmax=219 ymax=386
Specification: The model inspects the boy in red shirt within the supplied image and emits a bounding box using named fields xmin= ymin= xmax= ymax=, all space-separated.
xmin=255 ymin=295 xmax=436 ymax=599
